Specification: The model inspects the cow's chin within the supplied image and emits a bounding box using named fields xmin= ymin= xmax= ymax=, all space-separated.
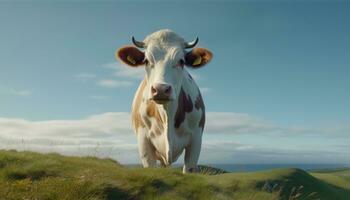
xmin=152 ymin=98 xmax=172 ymax=105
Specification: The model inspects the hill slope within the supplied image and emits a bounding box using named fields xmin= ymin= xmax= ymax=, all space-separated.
xmin=0 ymin=150 xmax=349 ymax=200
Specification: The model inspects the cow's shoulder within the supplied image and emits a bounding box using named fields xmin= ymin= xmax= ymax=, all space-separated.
xmin=174 ymin=72 xmax=205 ymax=131
xmin=132 ymin=78 xmax=147 ymax=132
xmin=174 ymin=87 xmax=194 ymax=129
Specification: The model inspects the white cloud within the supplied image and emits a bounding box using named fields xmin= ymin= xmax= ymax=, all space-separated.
xmin=0 ymin=112 xmax=349 ymax=164
xmin=0 ymin=112 xmax=138 ymax=162
xmin=97 ymin=79 xmax=133 ymax=88
xmin=11 ymin=89 xmax=32 ymax=96
xmin=0 ymin=113 xmax=132 ymax=139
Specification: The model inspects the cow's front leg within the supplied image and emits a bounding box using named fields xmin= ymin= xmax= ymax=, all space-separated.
xmin=137 ymin=130 xmax=157 ymax=167
xmin=183 ymin=134 xmax=202 ymax=173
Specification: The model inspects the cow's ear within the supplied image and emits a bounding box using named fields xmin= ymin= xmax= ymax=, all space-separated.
xmin=116 ymin=46 xmax=145 ymax=67
xmin=185 ymin=48 xmax=213 ymax=68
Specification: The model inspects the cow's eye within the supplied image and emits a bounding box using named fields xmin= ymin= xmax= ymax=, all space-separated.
xmin=176 ymin=59 xmax=185 ymax=68
xmin=144 ymin=59 xmax=149 ymax=66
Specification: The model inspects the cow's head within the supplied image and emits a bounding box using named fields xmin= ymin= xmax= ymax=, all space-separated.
xmin=116 ymin=29 xmax=212 ymax=104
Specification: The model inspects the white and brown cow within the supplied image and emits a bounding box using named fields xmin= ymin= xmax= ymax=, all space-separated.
xmin=116 ymin=29 xmax=212 ymax=173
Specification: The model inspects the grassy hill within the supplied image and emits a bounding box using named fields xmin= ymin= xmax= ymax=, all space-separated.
xmin=0 ymin=150 xmax=349 ymax=200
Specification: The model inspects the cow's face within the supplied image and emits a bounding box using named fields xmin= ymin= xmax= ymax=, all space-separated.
xmin=116 ymin=30 xmax=212 ymax=105
xmin=143 ymin=44 xmax=186 ymax=104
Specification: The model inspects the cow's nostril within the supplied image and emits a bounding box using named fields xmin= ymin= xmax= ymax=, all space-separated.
xmin=164 ymin=86 xmax=171 ymax=95
xmin=151 ymin=86 xmax=157 ymax=95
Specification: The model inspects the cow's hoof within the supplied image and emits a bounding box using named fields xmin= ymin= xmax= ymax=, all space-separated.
xmin=183 ymin=166 xmax=199 ymax=174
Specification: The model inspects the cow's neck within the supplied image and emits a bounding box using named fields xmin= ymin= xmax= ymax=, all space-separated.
xmin=144 ymin=71 xmax=195 ymax=164
xmin=160 ymin=70 xmax=194 ymax=131
xmin=154 ymin=88 xmax=179 ymax=130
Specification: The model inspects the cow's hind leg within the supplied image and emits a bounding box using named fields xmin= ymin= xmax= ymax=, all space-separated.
xmin=137 ymin=130 xmax=157 ymax=167
xmin=183 ymin=133 xmax=202 ymax=173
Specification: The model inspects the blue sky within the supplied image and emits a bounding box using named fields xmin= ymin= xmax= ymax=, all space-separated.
xmin=0 ymin=1 xmax=349 ymax=164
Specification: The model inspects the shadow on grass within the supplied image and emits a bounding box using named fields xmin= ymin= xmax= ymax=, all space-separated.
xmin=4 ymin=169 xmax=58 ymax=181
xmin=102 ymin=179 xmax=171 ymax=200
xmin=256 ymin=168 xmax=350 ymax=200
xmin=321 ymin=180 xmax=350 ymax=200
xmin=103 ymin=185 xmax=132 ymax=200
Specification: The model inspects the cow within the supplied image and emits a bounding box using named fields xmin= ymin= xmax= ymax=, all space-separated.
xmin=115 ymin=29 xmax=212 ymax=173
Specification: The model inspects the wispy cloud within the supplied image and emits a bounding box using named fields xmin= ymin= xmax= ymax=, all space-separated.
xmin=90 ymin=95 xmax=110 ymax=100
xmin=97 ymin=79 xmax=133 ymax=88
xmin=11 ymin=89 xmax=32 ymax=96
xmin=94 ymin=63 xmax=141 ymax=88
xmin=103 ymin=62 xmax=144 ymax=80
xmin=75 ymin=73 xmax=96 ymax=81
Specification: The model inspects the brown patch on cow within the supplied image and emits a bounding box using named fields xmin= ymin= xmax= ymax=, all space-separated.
xmin=195 ymin=92 xmax=205 ymax=129
xmin=132 ymin=79 xmax=147 ymax=131
xmin=146 ymin=100 xmax=164 ymax=136
xmin=174 ymin=87 xmax=193 ymax=129
xmin=146 ymin=101 xmax=163 ymax=121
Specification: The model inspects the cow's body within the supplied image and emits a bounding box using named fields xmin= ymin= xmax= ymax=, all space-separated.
xmin=132 ymin=71 xmax=205 ymax=172
xmin=116 ymin=29 xmax=211 ymax=173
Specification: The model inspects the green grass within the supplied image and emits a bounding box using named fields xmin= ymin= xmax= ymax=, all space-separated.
xmin=0 ymin=150 xmax=349 ymax=200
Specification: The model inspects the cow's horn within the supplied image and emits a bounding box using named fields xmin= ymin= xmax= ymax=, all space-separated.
xmin=132 ymin=36 xmax=145 ymax=48
xmin=185 ymin=37 xmax=199 ymax=49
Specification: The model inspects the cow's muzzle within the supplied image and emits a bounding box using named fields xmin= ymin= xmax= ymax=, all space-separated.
xmin=151 ymin=83 xmax=172 ymax=104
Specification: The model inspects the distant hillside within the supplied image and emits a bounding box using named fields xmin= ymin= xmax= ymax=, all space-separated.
xmin=0 ymin=150 xmax=349 ymax=200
